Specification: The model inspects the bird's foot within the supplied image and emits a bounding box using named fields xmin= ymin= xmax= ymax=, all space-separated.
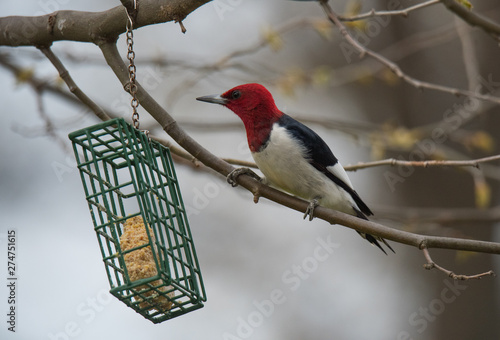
xmin=227 ymin=167 xmax=261 ymax=187
xmin=303 ymin=198 xmax=320 ymax=221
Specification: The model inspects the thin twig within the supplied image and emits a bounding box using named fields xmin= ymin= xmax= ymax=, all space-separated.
xmin=217 ymin=154 xmax=500 ymax=172
xmin=338 ymin=0 xmax=440 ymax=22
xmin=422 ymin=247 xmax=496 ymax=280
xmin=319 ymin=0 xmax=500 ymax=105
xmin=166 ymin=17 xmax=324 ymax=104
xmin=344 ymin=154 xmax=500 ymax=171
xmin=38 ymin=46 xmax=111 ymax=122
xmin=439 ymin=0 xmax=500 ymax=41
xmin=0 ymin=53 xmax=92 ymax=109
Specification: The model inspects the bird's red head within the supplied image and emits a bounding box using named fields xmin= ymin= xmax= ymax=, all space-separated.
xmin=197 ymin=83 xmax=284 ymax=152
xmin=221 ymin=83 xmax=281 ymax=119
xmin=197 ymin=83 xmax=282 ymax=127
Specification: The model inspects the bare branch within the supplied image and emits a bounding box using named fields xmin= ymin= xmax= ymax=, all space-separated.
xmin=38 ymin=47 xmax=111 ymax=122
xmin=166 ymin=17 xmax=326 ymax=104
xmin=0 ymin=53 xmax=87 ymax=108
xmin=422 ymin=247 xmax=496 ymax=280
xmin=439 ymin=0 xmax=500 ymax=41
xmin=319 ymin=0 xmax=500 ymax=105
xmin=0 ymin=0 xmax=211 ymax=47
xmin=344 ymin=154 xmax=500 ymax=171
xmin=338 ymin=0 xmax=440 ymax=22
xmin=218 ymin=154 xmax=500 ymax=173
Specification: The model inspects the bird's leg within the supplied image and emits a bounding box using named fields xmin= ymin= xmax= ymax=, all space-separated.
xmin=303 ymin=197 xmax=321 ymax=221
xmin=227 ymin=167 xmax=262 ymax=187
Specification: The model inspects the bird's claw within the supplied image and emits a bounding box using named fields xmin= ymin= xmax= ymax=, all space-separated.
xmin=227 ymin=167 xmax=261 ymax=187
xmin=303 ymin=198 xmax=320 ymax=221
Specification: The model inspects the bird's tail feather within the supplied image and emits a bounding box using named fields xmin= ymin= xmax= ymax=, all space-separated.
xmin=354 ymin=208 xmax=395 ymax=255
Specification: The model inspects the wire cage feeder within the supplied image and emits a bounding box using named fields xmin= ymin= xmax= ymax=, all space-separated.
xmin=68 ymin=118 xmax=206 ymax=323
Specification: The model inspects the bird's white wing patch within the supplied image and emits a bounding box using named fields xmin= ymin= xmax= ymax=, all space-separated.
xmin=326 ymin=163 xmax=354 ymax=189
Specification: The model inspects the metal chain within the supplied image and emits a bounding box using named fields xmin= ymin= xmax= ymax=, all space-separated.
xmin=125 ymin=6 xmax=140 ymax=130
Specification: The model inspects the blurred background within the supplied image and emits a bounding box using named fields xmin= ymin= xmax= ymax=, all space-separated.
xmin=0 ymin=0 xmax=499 ymax=339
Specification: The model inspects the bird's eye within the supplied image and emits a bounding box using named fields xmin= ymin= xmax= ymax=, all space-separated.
xmin=231 ymin=90 xmax=241 ymax=99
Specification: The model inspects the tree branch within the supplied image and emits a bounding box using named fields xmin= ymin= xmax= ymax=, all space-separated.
xmin=344 ymin=154 xmax=500 ymax=171
xmin=439 ymin=0 xmax=500 ymax=40
xmin=319 ymin=0 xmax=500 ymax=105
xmin=37 ymin=46 xmax=111 ymax=122
xmin=0 ymin=0 xmax=211 ymax=47
xmin=337 ymin=0 xmax=500 ymax=41
xmin=338 ymin=0 xmax=440 ymax=22
xmin=207 ymin=154 xmax=500 ymax=173
xmin=0 ymin=52 xmax=89 ymax=108
xmin=422 ymin=247 xmax=496 ymax=280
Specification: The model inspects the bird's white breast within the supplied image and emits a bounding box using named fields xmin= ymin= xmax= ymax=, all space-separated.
xmin=251 ymin=124 xmax=357 ymax=215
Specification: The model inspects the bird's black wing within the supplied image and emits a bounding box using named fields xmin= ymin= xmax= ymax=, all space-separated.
xmin=278 ymin=114 xmax=373 ymax=217
xmin=278 ymin=114 xmax=394 ymax=254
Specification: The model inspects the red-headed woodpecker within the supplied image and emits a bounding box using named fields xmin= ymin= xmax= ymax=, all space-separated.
xmin=197 ymin=83 xmax=393 ymax=254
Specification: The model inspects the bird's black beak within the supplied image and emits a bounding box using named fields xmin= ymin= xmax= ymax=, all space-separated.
xmin=196 ymin=94 xmax=228 ymax=105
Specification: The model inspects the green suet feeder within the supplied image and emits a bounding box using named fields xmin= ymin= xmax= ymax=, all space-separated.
xmin=68 ymin=118 xmax=206 ymax=323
